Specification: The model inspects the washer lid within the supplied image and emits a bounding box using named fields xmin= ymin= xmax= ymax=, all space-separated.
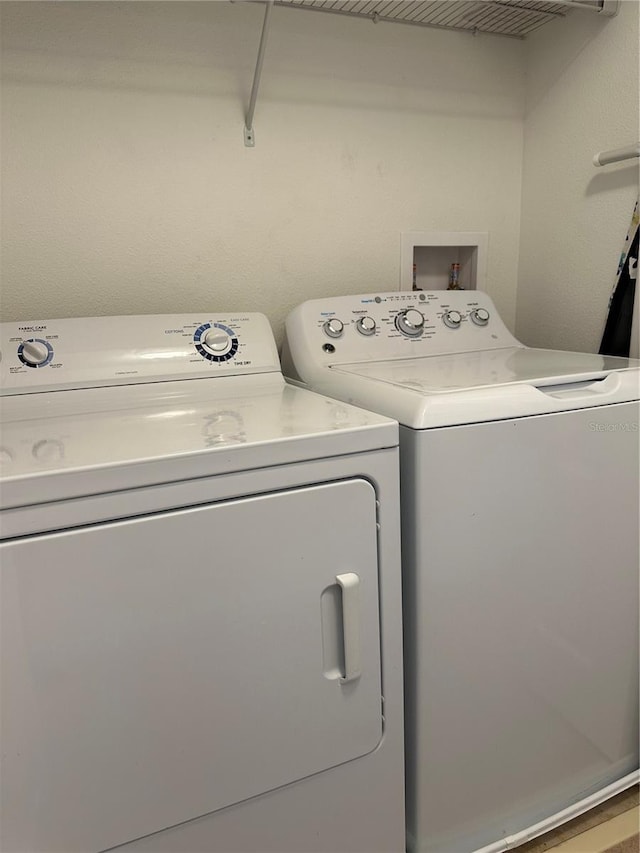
xmin=0 ymin=375 xmax=397 ymax=510
xmin=329 ymin=347 xmax=640 ymax=428
xmin=334 ymin=347 xmax=634 ymax=393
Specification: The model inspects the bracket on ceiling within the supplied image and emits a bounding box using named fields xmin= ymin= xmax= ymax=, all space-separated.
xmin=244 ymin=1 xmax=274 ymax=147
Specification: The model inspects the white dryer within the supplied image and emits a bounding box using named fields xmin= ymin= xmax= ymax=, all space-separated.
xmin=0 ymin=313 xmax=405 ymax=853
xmin=282 ymin=290 xmax=640 ymax=853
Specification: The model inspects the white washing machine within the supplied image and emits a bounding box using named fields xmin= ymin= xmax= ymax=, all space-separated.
xmin=0 ymin=313 xmax=405 ymax=853
xmin=282 ymin=290 xmax=640 ymax=853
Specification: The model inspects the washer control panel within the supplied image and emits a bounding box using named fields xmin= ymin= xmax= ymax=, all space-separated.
xmin=1 ymin=313 xmax=280 ymax=395
xmin=283 ymin=290 xmax=520 ymax=377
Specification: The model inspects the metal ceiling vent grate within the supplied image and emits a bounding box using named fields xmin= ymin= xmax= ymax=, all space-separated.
xmin=274 ymin=0 xmax=620 ymax=39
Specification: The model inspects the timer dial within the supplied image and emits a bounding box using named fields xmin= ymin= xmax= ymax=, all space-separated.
xmin=194 ymin=323 xmax=239 ymax=362
xmin=204 ymin=328 xmax=232 ymax=353
xmin=395 ymin=309 xmax=425 ymax=337
xmin=18 ymin=338 xmax=53 ymax=368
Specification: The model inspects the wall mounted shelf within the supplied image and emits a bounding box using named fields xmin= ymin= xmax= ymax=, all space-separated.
xmin=244 ymin=0 xmax=620 ymax=144
xmin=274 ymin=0 xmax=620 ymax=40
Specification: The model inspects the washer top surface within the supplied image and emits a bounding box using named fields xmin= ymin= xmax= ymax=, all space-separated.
xmin=333 ymin=346 xmax=633 ymax=393
xmin=282 ymin=290 xmax=640 ymax=428
xmin=0 ymin=313 xmax=397 ymax=509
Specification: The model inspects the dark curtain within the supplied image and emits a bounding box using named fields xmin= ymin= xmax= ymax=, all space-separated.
xmin=599 ymin=202 xmax=639 ymax=357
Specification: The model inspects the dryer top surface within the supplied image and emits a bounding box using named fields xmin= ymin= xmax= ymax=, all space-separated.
xmin=0 ymin=313 xmax=396 ymax=510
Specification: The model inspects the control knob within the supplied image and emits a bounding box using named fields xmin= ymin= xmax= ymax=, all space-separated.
xmin=194 ymin=322 xmax=238 ymax=363
xmin=203 ymin=328 xmax=232 ymax=353
xmin=442 ymin=310 xmax=462 ymax=329
xmin=395 ymin=309 xmax=424 ymax=337
xmin=470 ymin=308 xmax=490 ymax=326
xmin=20 ymin=339 xmax=51 ymax=366
xmin=356 ymin=316 xmax=376 ymax=336
xmin=323 ymin=318 xmax=344 ymax=339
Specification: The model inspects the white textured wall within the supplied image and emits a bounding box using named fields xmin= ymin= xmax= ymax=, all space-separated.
xmin=517 ymin=0 xmax=639 ymax=355
xmin=0 ymin=1 xmax=525 ymax=341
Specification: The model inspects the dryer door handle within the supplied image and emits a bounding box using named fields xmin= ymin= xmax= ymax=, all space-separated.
xmin=336 ymin=572 xmax=362 ymax=683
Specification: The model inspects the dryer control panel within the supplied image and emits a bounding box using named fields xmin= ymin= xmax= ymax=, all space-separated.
xmin=282 ymin=291 xmax=521 ymax=380
xmin=0 ymin=313 xmax=281 ymax=395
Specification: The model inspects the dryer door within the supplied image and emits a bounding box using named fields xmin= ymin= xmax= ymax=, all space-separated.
xmin=1 ymin=479 xmax=383 ymax=853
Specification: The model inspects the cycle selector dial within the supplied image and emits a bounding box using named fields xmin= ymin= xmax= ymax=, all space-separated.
xmin=470 ymin=308 xmax=490 ymax=326
xmin=395 ymin=308 xmax=425 ymax=337
xmin=204 ymin=329 xmax=232 ymax=352
xmin=356 ymin=316 xmax=376 ymax=336
xmin=442 ymin=310 xmax=462 ymax=329
xmin=194 ymin=323 xmax=239 ymax=362
xmin=323 ymin=318 xmax=344 ymax=339
xmin=18 ymin=338 xmax=54 ymax=368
